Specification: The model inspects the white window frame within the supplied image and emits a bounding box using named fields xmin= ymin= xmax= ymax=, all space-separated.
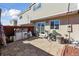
xmin=50 ymin=19 xmax=60 ymax=30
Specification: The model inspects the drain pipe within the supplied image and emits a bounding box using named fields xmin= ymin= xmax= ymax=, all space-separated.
xmin=67 ymin=3 xmax=71 ymax=40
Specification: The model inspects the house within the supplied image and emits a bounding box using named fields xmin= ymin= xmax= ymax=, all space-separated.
xmin=19 ymin=3 xmax=79 ymax=41
xmin=10 ymin=19 xmax=17 ymax=26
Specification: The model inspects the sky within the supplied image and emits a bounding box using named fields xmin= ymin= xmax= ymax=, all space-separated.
xmin=0 ymin=3 xmax=30 ymax=25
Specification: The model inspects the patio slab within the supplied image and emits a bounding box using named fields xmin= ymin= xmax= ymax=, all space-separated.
xmin=1 ymin=37 xmax=66 ymax=56
xmin=23 ymin=38 xmax=65 ymax=56
xmin=1 ymin=38 xmax=52 ymax=56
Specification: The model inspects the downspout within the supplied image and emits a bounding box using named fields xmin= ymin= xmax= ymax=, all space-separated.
xmin=67 ymin=3 xmax=71 ymax=40
xmin=67 ymin=3 xmax=70 ymax=24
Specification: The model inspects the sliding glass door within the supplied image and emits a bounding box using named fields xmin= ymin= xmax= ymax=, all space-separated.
xmin=36 ymin=22 xmax=45 ymax=34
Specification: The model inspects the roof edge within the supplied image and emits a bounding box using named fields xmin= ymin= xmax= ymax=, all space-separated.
xmin=31 ymin=10 xmax=79 ymax=23
xmin=18 ymin=3 xmax=36 ymax=16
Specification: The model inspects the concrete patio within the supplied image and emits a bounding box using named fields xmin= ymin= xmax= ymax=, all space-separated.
xmin=23 ymin=37 xmax=65 ymax=56
xmin=0 ymin=37 xmax=65 ymax=56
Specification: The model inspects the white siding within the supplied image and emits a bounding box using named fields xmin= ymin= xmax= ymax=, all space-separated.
xmin=17 ymin=11 xmax=31 ymax=25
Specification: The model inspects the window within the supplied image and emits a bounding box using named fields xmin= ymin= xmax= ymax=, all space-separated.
xmin=50 ymin=21 xmax=54 ymax=29
xmin=14 ymin=20 xmax=17 ymax=26
xmin=19 ymin=16 xmax=22 ymax=19
xmin=50 ymin=20 xmax=60 ymax=29
xmin=54 ymin=20 xmax=60 ymax=29
xmin=33 ymin=3 xmax=41 ymax=11
xmin=36 ymin=22 xmax=41 ymax=33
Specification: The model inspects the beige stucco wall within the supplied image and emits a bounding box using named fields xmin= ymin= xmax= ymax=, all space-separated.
xmin=44 ymin=14 xmax=79 ymax=41
xmin=71 ymin=24 xmax=79 ymax=41
xmin=18 ymin=3 xmax=77 ymax=25
xmin=44 ymin=24 xmax=79 ymax=41
xmin=30 ymin=3 xmax=77 ymax=20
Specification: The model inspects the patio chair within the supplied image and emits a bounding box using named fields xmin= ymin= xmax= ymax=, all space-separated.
xmin=48 ymin=30 xmax=62 ymax=41
xmin=47 ymin=33 xmax=56 ymax=41
xmin=38 ymin=32 xmax=46 ymax=38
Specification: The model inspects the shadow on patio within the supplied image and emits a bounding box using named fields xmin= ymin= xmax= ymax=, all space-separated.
xmin=0 ymin=40 xmax=53 ymax=56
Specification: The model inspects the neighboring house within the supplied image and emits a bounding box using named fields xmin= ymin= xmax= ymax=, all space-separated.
xmin=10 ymin=19 xmax=17 ymax=26
xmin=18 ymin=8 xmax=31 ymax=26
xmin=19 ymin=3 xmax=79 ymax=41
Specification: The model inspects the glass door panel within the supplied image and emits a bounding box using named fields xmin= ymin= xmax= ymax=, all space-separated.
xmin=35 ymin=22 xmax=45 ymax=34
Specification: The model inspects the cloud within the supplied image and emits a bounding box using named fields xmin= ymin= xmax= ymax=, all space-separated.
xmin=1 ymin=9 xmax=21 ymax=19
xmin=1 ymin=9 xmax=9 ymax=16
xmin=1 ymin=9 xmax=21 ymax=25
xmin=8 ymin=9 xmax=21 ymax=19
